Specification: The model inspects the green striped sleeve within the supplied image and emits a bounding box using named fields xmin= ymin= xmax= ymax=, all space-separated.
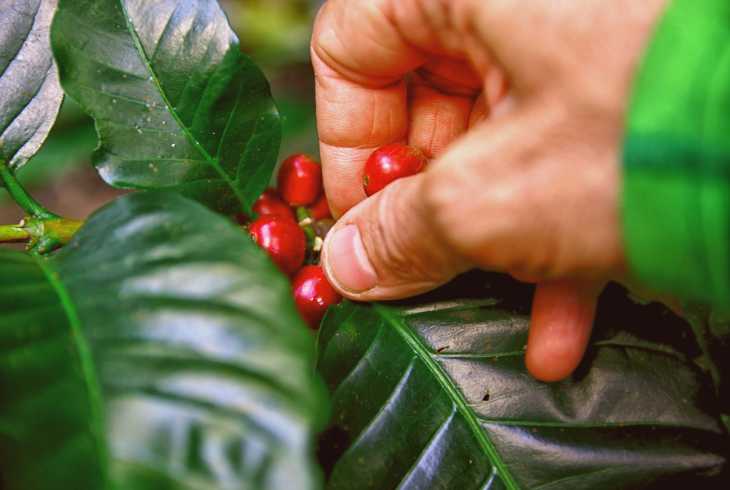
xmin=623 ymin=0 xmax=730 ymax=309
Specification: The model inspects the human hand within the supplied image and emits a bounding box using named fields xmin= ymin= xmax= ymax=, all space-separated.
xmin=311 ymin=0 xmax=667 ymax=381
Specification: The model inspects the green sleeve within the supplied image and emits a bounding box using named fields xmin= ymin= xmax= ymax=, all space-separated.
xmin=623 ymin=0 xmax=730 ymax=309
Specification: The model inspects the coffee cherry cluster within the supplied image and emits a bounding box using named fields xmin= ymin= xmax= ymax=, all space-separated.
xmin=245 ymin=145 xmax=427 ymax=330
xmin=243 ymin=154 xmax=340 ymax=330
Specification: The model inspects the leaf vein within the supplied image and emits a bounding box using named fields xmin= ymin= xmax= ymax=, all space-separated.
xmin=31 ymin=254 xmax=110 ymax=474
xmin=337 ymin=357 xmax=417 ymax=459
xmin=0 ymin=61 xmax=52 ymax=143
xmin=394 ymin=406 xmax=457 ymax=490
xmin=150 ymin=2 xmax=181 ymax=64
xmin=375 ymin=304 xmax=520 ymax=490
xmin=116 ymin=0 xmax=247 ymax=208
xmin=0 ymin=1 xmax=40 ymax=80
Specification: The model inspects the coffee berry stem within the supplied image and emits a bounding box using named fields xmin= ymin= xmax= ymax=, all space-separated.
xmin=296 ymin=206 xmax=324 ymax=259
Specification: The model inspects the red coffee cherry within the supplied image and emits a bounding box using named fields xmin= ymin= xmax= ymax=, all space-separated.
xmin=277 ymin=154 xmax=323 ymax=206
xmin=253 ymin=189 xmax=295 ymax=221
xmin=292 ymin=265 xmax=342 ymax=329
xmin=249 ymin=216 xmax=305 ymax=276
xmin=309 ymin=193 xmax=332 ymax=220
xmin=363 ymin=143 xmax=427 ymax=196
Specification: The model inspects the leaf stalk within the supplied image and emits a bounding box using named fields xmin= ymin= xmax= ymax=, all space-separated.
xmin=0 ymin=159 xmax=57 ymax=220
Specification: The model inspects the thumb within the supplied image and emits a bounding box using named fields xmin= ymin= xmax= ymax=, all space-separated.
xmin=321 ymin=173 xmax=471 ymax=301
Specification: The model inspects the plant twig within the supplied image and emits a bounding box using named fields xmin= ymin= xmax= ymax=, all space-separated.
xmin=0 ymin=224 xmax=30 ymax=243
xmin=0 ymin=158 xmax=82 ymax=252
xmin=0 ymin=158 xmax=57 ymax=220
xmin=0 ymin=218 xmax=83 ymax=252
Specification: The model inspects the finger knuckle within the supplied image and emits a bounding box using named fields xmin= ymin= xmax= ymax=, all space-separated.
xmin=422 ymin=168 xmax=465 ymax=247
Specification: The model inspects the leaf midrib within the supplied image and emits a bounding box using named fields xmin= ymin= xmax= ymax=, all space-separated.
xmin=116 ymin=0 xmax=247 ymax=209
xmin=375 ymin=304 xmax=520 ymax=490
xmin=32 ymin=254 xmax=110 ymax=483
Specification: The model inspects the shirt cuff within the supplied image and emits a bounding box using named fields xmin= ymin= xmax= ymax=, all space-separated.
xmin=623 ymin=0 xmax=730 ymax=309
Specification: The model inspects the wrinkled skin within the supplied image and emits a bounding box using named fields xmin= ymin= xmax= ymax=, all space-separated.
xmin=312 ymin=0 xmax=668 ymax=381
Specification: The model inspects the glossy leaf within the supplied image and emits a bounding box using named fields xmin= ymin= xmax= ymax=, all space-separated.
xmin=685 ymin=306 xmax=730 ymax=419
xmin=0 ymin=191 xmax=327 ymax=489
xmin=51 ymin=0 xmax=281 ymax=213
xmin=317 ymin=274 xmax=729 ymax=489
xmin=0 ymin=0 xmax=64 ymax=171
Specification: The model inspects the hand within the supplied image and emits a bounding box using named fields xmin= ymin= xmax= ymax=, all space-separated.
xmin=312 ymin=0 xmax=667 ymax=381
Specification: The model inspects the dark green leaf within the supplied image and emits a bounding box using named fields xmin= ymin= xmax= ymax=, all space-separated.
xmin=0 ymin=0 xmax=64 ymax=170
xmin=317 ymin=275 xmax=728 ymax=489
xmin=51 ymin=0 xmax=281 ymax=213
xmin=684 ymin=305 xmax=730 ymax=417
xmin=0 ymin=191 xmax=327 ymax=489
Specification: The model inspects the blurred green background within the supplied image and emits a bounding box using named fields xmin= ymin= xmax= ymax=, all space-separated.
xmin=0 ymin=0 xmax=320 ymax=223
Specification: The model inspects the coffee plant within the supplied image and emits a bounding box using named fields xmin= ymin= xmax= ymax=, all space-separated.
xmin=0 ymin=1 xmax=727 ymax=488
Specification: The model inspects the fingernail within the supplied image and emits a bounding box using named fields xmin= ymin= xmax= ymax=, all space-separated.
xmin=325 ymin=224 xmax=377 ymax=293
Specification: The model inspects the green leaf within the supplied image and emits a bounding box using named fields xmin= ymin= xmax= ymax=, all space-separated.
xmin=0 ymin=191 xmax=327 ymax=489
xmin=51 ymin=0 xmax=281 ymax=213
xmin=0 ymin=0 xmax=64 ymax=171
xmin=317 ymin=274 xmax=728 ymax=489
xmin=684 ymin=305 xmax=730 ymax=418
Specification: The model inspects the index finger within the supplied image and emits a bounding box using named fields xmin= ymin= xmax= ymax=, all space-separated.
xmin=311 ymin=0 xmax=425 ymax=216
